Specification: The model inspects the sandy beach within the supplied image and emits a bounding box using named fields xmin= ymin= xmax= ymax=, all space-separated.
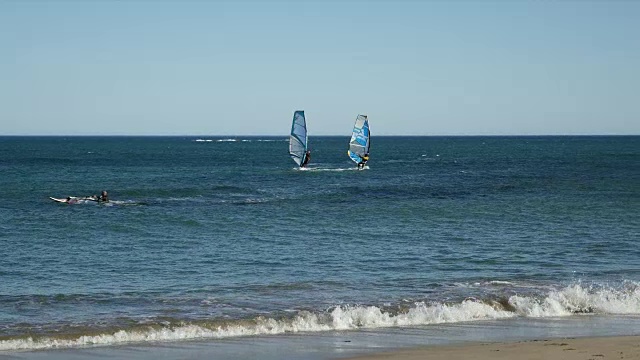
xmin=347 ymin=336 xmax=640 ymax=360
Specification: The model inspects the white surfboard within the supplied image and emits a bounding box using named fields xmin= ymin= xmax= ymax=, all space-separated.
xmin=49 ymin=196 xmax=96 ymax=204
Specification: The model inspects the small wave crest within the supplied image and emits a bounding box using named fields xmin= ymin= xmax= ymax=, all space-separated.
xmin=194 ymin=138 xmax=286 ymax=143
xmin=294 ymin=167 xmax=366 ymax=172
xmin=193 ymin=138 xmax=237 ymax=142
xmin=2 ymin=283 xmax=638 ymax=351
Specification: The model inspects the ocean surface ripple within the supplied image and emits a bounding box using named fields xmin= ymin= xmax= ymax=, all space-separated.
xmin=0 ymin=136 xmax=638 ymax=351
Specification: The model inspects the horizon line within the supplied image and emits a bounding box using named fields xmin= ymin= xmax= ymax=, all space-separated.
xmin=1 ymin=134 xmax=638 ymax=137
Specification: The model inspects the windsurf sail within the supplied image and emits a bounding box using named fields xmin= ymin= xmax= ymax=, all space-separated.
xmin=348 ymin=115 xmax=370 ymax=164
xmin=289 ymin=110 xmax=308 ymax=167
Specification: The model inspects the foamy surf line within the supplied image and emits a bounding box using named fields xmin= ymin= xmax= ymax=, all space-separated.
xmin=2 ymin=284 xmax=639 ymax=352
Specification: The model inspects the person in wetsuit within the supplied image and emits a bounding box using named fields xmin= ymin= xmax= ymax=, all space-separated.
xmin=300 ymin=150 xmax=311 ymax=168
xmin=97 ymin=190 xmax=109 ymax=202
xmin=358 ymin=153 xmax=369 ymax=169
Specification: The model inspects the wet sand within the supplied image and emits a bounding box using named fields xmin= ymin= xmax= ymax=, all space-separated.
xmin=346 ymin=335 xmax=640 ymax=360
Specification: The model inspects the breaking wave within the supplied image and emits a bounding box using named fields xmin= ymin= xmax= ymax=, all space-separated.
xmin=1 ymin=283 xmax=639 ymax=352
xmin=509 ymin=282 xmax=640 ymax=316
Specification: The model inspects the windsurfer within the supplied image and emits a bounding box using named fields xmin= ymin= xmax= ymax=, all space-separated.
xmin=300 ymin=150 xmax=311 ymax=168
xmin=358 ymin=153 xmax=369 ymax=169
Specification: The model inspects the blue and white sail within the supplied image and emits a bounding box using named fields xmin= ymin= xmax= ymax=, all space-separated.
xmin=348 ymin=115 xmax=370 ymax=164
xmin=289 ymin=110 xmax=308 ymax=167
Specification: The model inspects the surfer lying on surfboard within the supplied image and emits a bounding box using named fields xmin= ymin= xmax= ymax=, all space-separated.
xmin=98 ymin=190 xmax=109 ymax=202
xmin=85 ymin=190 xmax=108 ymax=202
xmin=51 ymin=190 xmax=109 ymax=204
xmin=84 ymin=191 xmax=109 ymax=202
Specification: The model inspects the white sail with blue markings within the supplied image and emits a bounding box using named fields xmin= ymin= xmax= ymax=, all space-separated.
xmin=348 ymin=115 xmax=370 ymax=164
xmin=289 ymin=110 xmax=308 ymax=167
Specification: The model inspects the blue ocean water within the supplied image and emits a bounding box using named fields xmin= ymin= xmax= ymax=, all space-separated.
xmin=0 ymin=136 xmax=638 ymax=351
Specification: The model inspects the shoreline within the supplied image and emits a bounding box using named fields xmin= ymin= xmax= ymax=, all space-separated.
xmin=345 ymin=335 xmax=640 ymax=360
xmin=2 ymin=316 xmax=640 ymax=359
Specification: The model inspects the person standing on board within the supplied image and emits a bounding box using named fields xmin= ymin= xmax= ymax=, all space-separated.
xmin=358 ymin=153 xmax=369 ymax=169
xmin=300 ymin=150 xmax=311 ymax=168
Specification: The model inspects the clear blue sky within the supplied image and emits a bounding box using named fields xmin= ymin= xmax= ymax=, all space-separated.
xmin=1 ymin=1 xmax=638 ymax=135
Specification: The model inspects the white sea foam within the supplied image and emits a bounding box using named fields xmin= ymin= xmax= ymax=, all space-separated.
xmin=489 ymin=280 xmax=514 ymax=285
xmin=0 ymin=300 xmax=511 ymax=351
xmin=510 ymin=283 xmax=640 ymax=317
xmin=193 ymin=138 xmax=289 ymax=142
xmin=297 ymin=167 xmax=367 ymax=172
xmin=195 ymin=138 xmax=284 ymax=143
xmin=2 ymin=284 xmax=638 ymax=351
